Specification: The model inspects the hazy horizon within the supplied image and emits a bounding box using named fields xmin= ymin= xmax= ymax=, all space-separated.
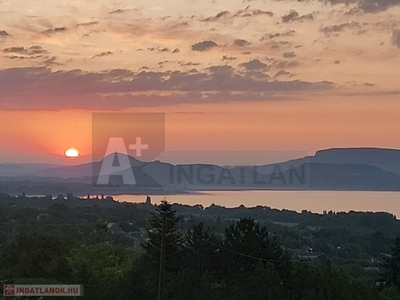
xmin=1 ymin=146 xmax=400 ymax=166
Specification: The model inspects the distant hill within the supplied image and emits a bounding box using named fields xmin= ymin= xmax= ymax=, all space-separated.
xmin=286 ymin=148 xmax=400 ymax=175
xmin=0 ymin=163 xmax=62 ymax=177
xmin=1 ymin=148 xmax=400 ymax=191
xmin=308 ymin=162 xmax=400 ymax=190
xmin=38 ymin=155 xmax=142 ymax=178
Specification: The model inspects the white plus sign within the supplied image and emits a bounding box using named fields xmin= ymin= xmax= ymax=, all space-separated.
xmin=129 ymin=137 xmax=148 ymax=157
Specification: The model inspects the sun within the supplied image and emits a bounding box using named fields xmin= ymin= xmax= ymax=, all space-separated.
xmin=65 ymin=148 xmax=80 ymax=158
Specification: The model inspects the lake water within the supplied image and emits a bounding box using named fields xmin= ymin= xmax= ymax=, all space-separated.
xmin=115 ymin=190 xmax=400 ymax=217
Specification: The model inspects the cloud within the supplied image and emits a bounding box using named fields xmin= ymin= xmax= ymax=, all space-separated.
xmin=3 ymin=47 xmax=25 ymax=53
xmin=43 ymin=56 xmax=61 ymax=66
xmin=43 ymin=27 xmax=67 ymax=35
xmin=28 ymin=46 xmax=48 ymax=55
xmin=251 ymin=9 xmax=274 ymax=17
xmin=240 ymin=9 xmax=274 ymax=17
xmin=222 ymin=55 xmax=237 ymax=61
xmin=273 ymin=60 xmax=299 ymax=69
xmin=202 ymin=11 xmax=231 ymax=22
xmin=147 ymin=47 xmax=171 ymax=53
xmin=266 ymin=40 xmax=291 ymax=49
xmin=191 ymin=41 xmax=218 ymax=52
xmin=233 ymin=39 xmax=249 ymax=47
xmin=299 ymin=14 xmax=314 ymax=21
xmin=266 ymin=30 xmax=296 ymax=40
xmin=283 ymin=52 xmax=296 ymax=58
xmin=0 ymin=67 xmax=333 ymax=110
xmin=109 ymin=9 xmax=129 ymax=14
xmin=320 ymin=22 xmax=360 ymax=36
xmin=3 ymin=46 xmax=47 ymax=58
xmin=274 ymin=70 xmax=291 ymax=78
xmin=356 ymin=0 xmax=400 ymax=12
xmin=202 ymin=7 xmax=273 ymax=21
xmin=7 ymin=56 xmax=30 ymax=60
xmin=282 ymin=11 xmax=299 ymax=22
xmin=282 ymin=11 xmax=314 ymax=23
xmin=240 ymin=59 xmax=269 ymax=71
xmin=179 ymin=61 xmax=201 ymax=66
xmin=234 ymin=6 xmax=273 ymax=17
xmin=392 ymin=30 xmax=400 ymax=48
xmin=92 ymin=51 xmax=113 ymax=59
xmin=324 ymin=0 xmax=400 ymax=12
xmin=0 ymin=30 xmax=10 ymax=37
xmin=207 ymin=65 xmax=234 ymax=73
xmin=77 ymin=21 xmax=99 ymax=27
xmin=324 ymin=0 xmax=357 ymax=3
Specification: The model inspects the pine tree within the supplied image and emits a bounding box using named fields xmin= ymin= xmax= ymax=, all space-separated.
xmin=142 ymin=200 xmax=182 ymax=272
xmin=172 ymin=223 xmax=221 ymax=300
xmin=184 ymin=223 xmax=221 ymax=271
xmin=223 ymin=217 xmax=291 ymax=276
xmin=220 ymin=218 xmax=289 ymax=299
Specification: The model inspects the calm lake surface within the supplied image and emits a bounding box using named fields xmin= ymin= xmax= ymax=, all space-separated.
xmin=115 ymin=191 xmax=400 ymax=217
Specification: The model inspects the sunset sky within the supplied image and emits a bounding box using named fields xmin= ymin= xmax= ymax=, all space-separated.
xmin=0 ymin=0 xmax=400 ymax=164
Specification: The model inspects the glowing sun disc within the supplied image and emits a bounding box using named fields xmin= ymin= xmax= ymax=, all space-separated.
xmin=65 ymin=148 xmax=80 ymax=158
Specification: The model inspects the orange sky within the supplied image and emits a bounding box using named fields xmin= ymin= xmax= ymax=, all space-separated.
xmin=1 ymin=0 xmax=400 ymax=164
xmin=1 ymin=94 xmax=399 ymax=164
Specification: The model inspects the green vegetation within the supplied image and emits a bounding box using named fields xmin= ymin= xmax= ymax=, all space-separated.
xmin=0 ymin=194 xmax=400 ymax=299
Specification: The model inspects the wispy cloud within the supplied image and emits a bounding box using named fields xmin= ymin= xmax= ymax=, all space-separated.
xmin=92 ymin=51 xmax=113 ymax=59
xmin=42 ymin=26 xmax=67 ymax=35
xmin=282 ymin=11 xmax=313 ymax=23
xmin=202 ymin=11 xmax=231 ymax=22
xmin=3 ymin=46 xmax=48 ymax=60
xmin=320 ymin=22 xmax=361 ymax=36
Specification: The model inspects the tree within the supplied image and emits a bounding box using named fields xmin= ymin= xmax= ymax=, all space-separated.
xmin=142 ymin=200 xmax=182 ymax=300
xmin=217 ymin=218 xmax=291 ymax=299
xmin=67 ymin=243 xmax=134 ymax=300
xmin=382 ymin=236 xmax=400 ymax=291
xmin=171 ymin=223 xmax=221 ymax=300
xmin=143 ymin=200 xmax=182 ymax=270
xmin=223 ymin=217 xmax=291 ymax=277
xmin=183 ymin=223 xmax=219 ymax=274
xmin=0 ymin=233 xmax=73 ymax=283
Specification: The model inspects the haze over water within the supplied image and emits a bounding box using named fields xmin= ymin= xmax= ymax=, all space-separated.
xmin=116 ymin=190 xmax=400 ymax=217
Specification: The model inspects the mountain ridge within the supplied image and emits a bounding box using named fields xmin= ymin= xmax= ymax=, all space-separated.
xmin=1 ymin=148 xmax=400 ymax=191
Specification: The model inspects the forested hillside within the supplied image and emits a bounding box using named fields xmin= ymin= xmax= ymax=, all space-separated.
xmin=1 ymin=195 xmax=400 ymax=299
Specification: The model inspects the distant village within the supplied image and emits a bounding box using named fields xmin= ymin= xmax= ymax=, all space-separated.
xmin=0 ymin=192 xmax=125 ymax=208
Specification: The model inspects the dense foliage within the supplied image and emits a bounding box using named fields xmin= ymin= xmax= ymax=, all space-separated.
xmin=0 ymin=196 xmax=400 ymax=299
